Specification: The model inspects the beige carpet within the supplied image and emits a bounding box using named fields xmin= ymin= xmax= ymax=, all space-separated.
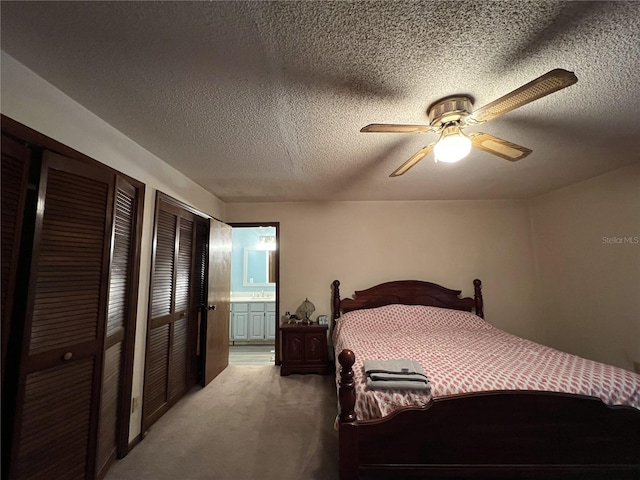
xmin=106 ymin=366 xmax=338 ymax=480
xmin=229 ymin=345 xmax=275 ymax=366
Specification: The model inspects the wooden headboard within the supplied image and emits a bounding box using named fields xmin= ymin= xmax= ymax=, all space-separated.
xmin=331 ymin=279 xmax=483 ymax=329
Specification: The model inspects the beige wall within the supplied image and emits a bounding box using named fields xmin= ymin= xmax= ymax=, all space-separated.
xmin=226 ymin=200 xmax=539 ymax=339
xmin=228 ymin=169 xmax=640 ymax=372
xmin=1 ymin=52 xmax=226 ymax=441
xmin=529 ymin=164 xmax=640 ymax=370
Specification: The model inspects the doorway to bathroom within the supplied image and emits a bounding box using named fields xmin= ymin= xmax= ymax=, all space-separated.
xmin=228 ymin=223 xmax=279 ymax=366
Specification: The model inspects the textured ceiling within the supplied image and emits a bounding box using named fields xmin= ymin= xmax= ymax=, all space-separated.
xmin=2 ymin=1 xmax=639 ymax=202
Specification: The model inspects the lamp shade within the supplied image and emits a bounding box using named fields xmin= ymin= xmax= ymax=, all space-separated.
xmin=433 ymin=124 xmax=472 ymax=163
xmin=295 ymin=298 xmax=316 ymax=321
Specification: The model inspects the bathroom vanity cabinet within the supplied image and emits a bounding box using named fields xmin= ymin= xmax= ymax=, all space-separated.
xmin=230 ymin=301 xmax=276 ymax=343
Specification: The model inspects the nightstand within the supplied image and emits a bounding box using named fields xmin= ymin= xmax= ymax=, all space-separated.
xmin=280 ymin=324 xmax=330 ymax=376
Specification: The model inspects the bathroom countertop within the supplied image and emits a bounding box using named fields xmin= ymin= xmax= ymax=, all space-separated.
xmin=230 ymin=296 xmax=275 ymax=303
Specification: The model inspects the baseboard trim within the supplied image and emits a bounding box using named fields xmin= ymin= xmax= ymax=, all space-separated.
xmin=127 ymin=432 xmax=143 ymax=452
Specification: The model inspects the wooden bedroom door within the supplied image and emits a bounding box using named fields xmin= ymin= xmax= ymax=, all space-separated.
xmin=9 ymin=152 xmax=114 ymax=479
xmin=142 ymin=194 xmax=204 ymax=431
xmin=203 ymin=218 xmax=231 ymax=385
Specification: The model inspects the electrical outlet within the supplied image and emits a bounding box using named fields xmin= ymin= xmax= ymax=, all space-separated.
xmin=131 ymin=396 xmax=140 ymax=413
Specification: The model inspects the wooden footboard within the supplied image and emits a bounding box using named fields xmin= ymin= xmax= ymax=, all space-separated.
xmin=338 ymin=349 xmax=640 ymax=480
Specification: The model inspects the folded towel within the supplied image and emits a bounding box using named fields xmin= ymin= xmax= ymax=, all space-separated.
xmin=366 ymin=377 xmax=431 ymax=391
xmin=368 ymin=371 xmax=430 ymax=382
xmin=364 ymin=358 xmax=423 ymax=375
xmin=364 ymin=358 xmax=431 ymax=390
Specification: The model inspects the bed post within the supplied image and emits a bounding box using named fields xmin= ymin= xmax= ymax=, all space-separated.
xmin=338 ymin=349 xmax=359 ymax=480
xmin=338 ymin=349 xmax=356 ymax=423
xmin=332 ymin=280 xmax=341 ymax=330
xmin=473 ymin=278 xmax=484 ymax=318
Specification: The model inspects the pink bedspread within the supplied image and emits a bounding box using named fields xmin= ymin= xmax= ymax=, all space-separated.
xmin=333 ymin=304 xmax=640 ymax=421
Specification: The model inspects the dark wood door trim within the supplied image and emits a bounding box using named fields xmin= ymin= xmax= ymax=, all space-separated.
xmin=1 ymin=115 xmax=143 ymax=190
xmin=156 ymin=191 xmax=212 ymax=221
xmin=1 ymin=134 xmax=31 ymax=385
xmin=228 ymin=222 xmax=280 ymax=364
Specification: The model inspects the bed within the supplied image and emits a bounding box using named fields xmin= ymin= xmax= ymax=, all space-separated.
xmin=331 ymin=279 xmax=640 ymax=479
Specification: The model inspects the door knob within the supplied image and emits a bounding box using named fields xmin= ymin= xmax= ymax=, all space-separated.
xmin=208 ymin=305 xmax=216 ymax=311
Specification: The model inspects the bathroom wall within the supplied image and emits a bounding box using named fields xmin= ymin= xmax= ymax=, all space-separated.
xmin=231 ymin=226 xmax=276 ymax=295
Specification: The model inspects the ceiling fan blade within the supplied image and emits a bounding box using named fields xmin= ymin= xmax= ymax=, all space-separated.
xmin=469 ymin=133 xmax=532 ymax=162
xmin=390 ymin=144 xmax=435 ymax=177
xmin=361 ymin=124 xmax=434 ymax=133
xmin=470 ymin=69 xmax=578 ymax=124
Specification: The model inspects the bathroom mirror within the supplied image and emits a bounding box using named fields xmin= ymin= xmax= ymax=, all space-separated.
xmin=243 ymin=247 xmax=275 ymax=287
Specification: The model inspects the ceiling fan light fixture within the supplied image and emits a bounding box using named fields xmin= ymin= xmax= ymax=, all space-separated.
xmin=433 ymin=124 xmax=472 ymax=163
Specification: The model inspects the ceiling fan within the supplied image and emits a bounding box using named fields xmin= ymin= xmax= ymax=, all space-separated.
xmin=361 ymin=69 xmax=578 ymax=177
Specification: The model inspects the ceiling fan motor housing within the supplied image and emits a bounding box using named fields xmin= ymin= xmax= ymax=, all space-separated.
xmin=428 ymin=96 xmax=473 ymax=128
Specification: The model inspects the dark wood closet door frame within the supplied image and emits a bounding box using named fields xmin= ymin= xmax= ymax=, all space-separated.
xmin=0 ymin=115 xmax=145 ymax=475
xmin=228 ymin=222 xmax=280 ymax=364
xmin=142 ymin=192 xmax=210 ymax=432
xmin=1 ymin=135 xmax=30 ymax=386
